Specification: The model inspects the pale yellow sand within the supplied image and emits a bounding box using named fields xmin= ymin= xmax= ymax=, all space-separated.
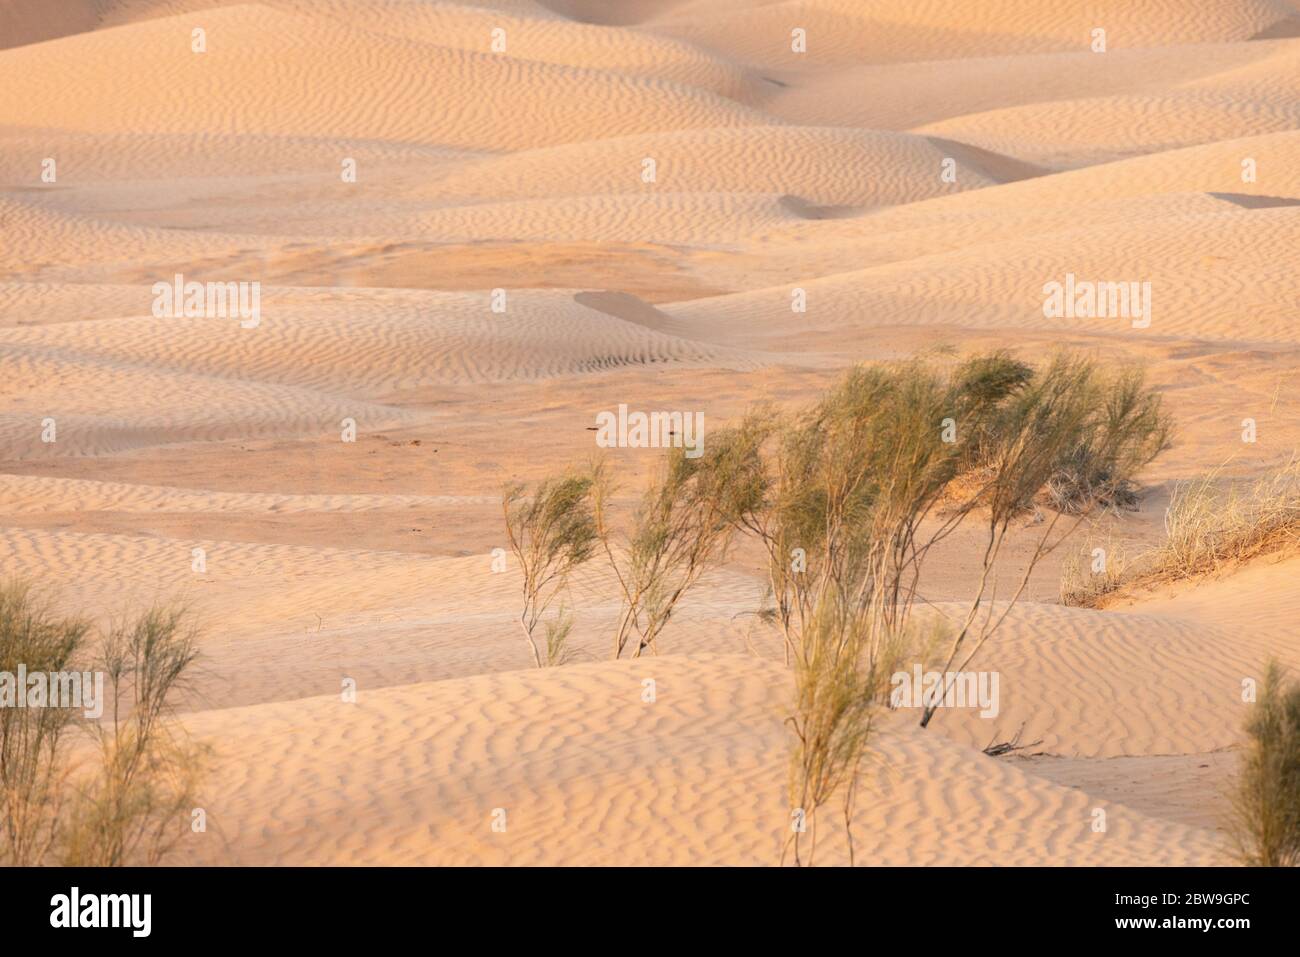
xmin=2 ymin=0 xmax=1299 ymax=865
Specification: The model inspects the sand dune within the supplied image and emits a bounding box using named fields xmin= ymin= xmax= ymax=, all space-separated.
xmin=650 ymin=0 xmax=1299 ymax=66
xmin=177 ymin=656 xmax=1226 ymax=865
xmin=920 ymin=562 xmax=1300 ymax=758
xmin=0 ymin=6 xmax=766 ymax=149
xmin=915 ymin=41 xmax=1300 ymax=167
xmin=2 ymin=0 xmax=1297 ymax=866
xmin=667 ymin=206 xmax=1300 ymax=345
xmin=767 ymin=41 xmax=1300 ymax=134
xmin=426 ymin=125 xmax=1003 ymax=204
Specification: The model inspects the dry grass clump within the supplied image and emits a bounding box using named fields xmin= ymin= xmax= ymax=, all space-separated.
xmin=1161 ymin=459 xmax=1300 ymax=578
xmin=1058 ymin=533 xmax=1141 ymax=608
xmin=0 ymin=582 xmax=204 ymax=866
xmin=1061 ymin=458 xmax=1300 ymax=607
xmin=1230 ymin=661 xmax=1300 ymax=867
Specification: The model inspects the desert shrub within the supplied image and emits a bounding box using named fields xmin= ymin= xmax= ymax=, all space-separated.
xmin=950 ymin=350 xmax=1035 ymax=469
xmin=596 ymin=429 xmax=764 ymax=660
xmin=785 ymin=600 xmax=878 ymax=867
xmin=957 ymin=355 xmax=1169 ymax=514
xmin=494 ymin=352 xmax=1171 ymax=864
xmin=1044 ymin=365 xmax=1170 ymax=513
xmin=62 ymin=606 xmax=206 ymax=866
xmin=1231 ymin=661 xmax=1300 ymax=867
xmin=725 ymin=351 xmax=1169 ymax=861
xmin=502 ymin=471 xmax=599 ymax=667
xmin=785 ymin=609 xmax=942 ymax=866
xmin=1 ymin=588 xmax=203 ymax=866
xmin=741 ymin=353 xmax=1166 ymax=719
xmin=741 ymin=361 xmax=966 ymax=673
xmin=920 ymin=354 xmax=1167 ymax=724
xmin=0 ymin=582 xmax=90 ymax=865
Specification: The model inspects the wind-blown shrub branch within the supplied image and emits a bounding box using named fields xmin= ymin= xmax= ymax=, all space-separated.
xmin=0 ymin=584 xmax=205 ymax=866
xmin=726 ymin=351 xmax=1169 ymax=858
xmin=497 ymin=351 xmax=1171 ymax=865
xmin=502 ymin=471 xmax=599 ymax=667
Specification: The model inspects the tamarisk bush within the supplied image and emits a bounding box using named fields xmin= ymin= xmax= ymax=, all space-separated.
xmin=0 ymin=584 xmax=205 ymax=866
xmin=595 ymin=432 xmax=763 ymax=660
xmin=1231 ymin=661 xmax=1300 ymax=867
xmin=64 ymin=606 xmax=206 ymax=866
xmin=502 ymin=471 xmax=599 ymax=668
xmin=726 ymin=352 xmax=1169 ymax=861
xmin=0 ymin=582 xmax=89 ymax=866
xmin=498 ymin=351 xmax=1170 ymax=865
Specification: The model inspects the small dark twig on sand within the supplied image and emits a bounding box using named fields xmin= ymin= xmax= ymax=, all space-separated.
xmin=983 ymin=723 xmax=1043 ymax=757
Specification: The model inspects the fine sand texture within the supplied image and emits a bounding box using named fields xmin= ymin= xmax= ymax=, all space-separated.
xmin=3 ymin=0 xmax=1299 ymax=865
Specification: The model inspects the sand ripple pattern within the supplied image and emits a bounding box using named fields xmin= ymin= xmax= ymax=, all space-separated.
xmin=2 ymin=0 xmax=1296 ymax=865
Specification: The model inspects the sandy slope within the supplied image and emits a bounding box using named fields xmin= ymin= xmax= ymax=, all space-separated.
xmin=178 ymin=656 xmax=1225 ymax=865
xmin=0 ymin=6 xmax=766 ymax=148
xmin=2 ymin=0 xmax=1298 ymax=865
xmin=920 ymin=556 xmax=1300 ymax=759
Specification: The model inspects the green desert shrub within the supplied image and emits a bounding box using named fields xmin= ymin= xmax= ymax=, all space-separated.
xmin=502 ymin=471 xmax=599 ymax=667
xmin=597 ymin=427 xmax=765 ymax=659
xmin=0 ymin=584 xmax=204 ymax=867
xmin=0 ymin=581 xmax=90 ymax=866
xmin=733 ymin=351 xmax=1169 ymax=860
xmin=1231 ymin=661 xmax=1300 ymax=867
xmin=63 ymin=606 xmax=206 ymax=867
xmin=497 ymin=351 xmax=1172 ymax=864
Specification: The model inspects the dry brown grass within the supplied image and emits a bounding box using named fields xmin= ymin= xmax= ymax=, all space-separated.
xmin=1061 ymin=457 xmax=1300 ymax=607
xmin=1058 ymin=531 xmax=1142 ymax=608
xmin=1161 ymin=459 xmax=1300 ymax=578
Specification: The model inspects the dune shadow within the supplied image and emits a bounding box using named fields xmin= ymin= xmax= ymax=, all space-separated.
xmin=1207 ymin=192 xmax=1300 ymax=209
